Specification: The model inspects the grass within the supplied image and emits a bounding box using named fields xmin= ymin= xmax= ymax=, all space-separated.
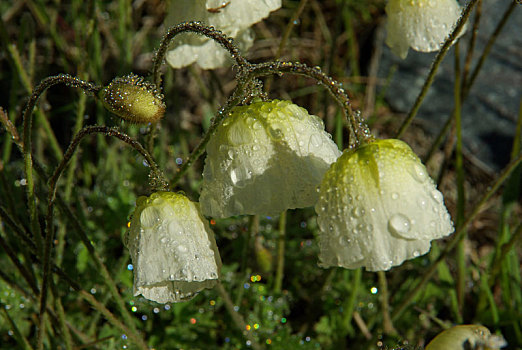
xmin=0 ymin=0 xmax=521 ymax=349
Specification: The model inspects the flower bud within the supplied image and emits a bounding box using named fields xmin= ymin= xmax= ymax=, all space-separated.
xmin=125 ymin=191 xmax=221 ymax=303
xmin=426 ymin=325 xmax=507 ymax=350
xmin=315 ymin=139 xmax=454 ymax=271
xmin=200 ymin=99 xmax=341 ymax=218
xmin=100 ymin=74 xmax=165 ymax=124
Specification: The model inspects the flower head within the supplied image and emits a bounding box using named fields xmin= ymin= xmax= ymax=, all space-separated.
xmin=200 ymin=99 xmax=341 ymax=218
xmin=125 ymin=192 xmax=221 ymax=303
xmin=315 ymin=139 xmax=454 ymax=271
xmin=385 ymin=0 xmax=465 ymax=59
xmin=165 ymin=0 xmax=281 ymax=69
xmin=426 ymin=325 xmax=507 ymax=350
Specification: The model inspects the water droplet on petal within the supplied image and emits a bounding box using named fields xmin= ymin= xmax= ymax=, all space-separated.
xmin=388 ymin=213 xmax=412 ymax=237
xmin=431 ymin=190 xmax=443 ymax=203
xmin=411 ymin=162 xmax=428 ymax=183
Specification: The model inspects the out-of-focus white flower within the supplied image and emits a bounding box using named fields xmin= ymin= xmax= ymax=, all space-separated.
xmin=200 ymin=99 xmax=341 ymax=218
xmin=165 ymin=0 xmax=281 ymax=69
xmin=385 ymin=0 xmax=465 ymax=59
xmin=125 ymin=192 xmax=221 ymax=303
xmin=425 ymin=325 xmax=507 ymax=350
xmin=315 ymin=139 xmax=454 ymax=271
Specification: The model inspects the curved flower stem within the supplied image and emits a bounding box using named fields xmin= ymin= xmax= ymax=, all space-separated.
xmin=395 ymin=0 xmax=480 ymax=139
xmin=171 ymin=59 xmax=367 ymax=188
xmin=391 ymin=151 xmax=522 ymax=320
xmin=216 ymin=281 xmax=263 ymax=350
xmin=22 ymin=74 xmax=101 ymax=256
xmin=5 ymin=129 xmax=142 ymax=344
xmin=243 ymin=61 xmax=371 ymax=145
xmin=40 ymin=126 xmax=163 ymax=350
xmin=152 ymin=22 xmax=249 ymax=90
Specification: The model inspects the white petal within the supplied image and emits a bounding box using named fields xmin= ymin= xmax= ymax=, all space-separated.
xmin=164 ymin=0 xmax=281 ymax=68
xmin=200 ymin=100 xmax=341 ymax=217
xmin=385 ymin=0 xmax=465 ymax=59
xmin=315 ymin=139 xmax=454 ymax=271
xmin=125 ymin=192 xmax=221 ymax=303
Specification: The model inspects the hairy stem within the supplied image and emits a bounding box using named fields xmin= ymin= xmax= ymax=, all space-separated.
xmin=152 ymin=22 xmax=249 ymax=90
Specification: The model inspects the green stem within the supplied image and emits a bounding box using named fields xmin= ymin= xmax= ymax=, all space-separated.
xmin=378 ymin=271 xmax=396 ymax=335
xmin=395 ymin=0 xmax=479 ymax=138
xmin=454 ymin=43 xmax=466 ymax=318
xmin=274 ymin=211 xmax=287 ymax=293
xmin=461 ymin=0 xmax=482 ymax=91
xmin=22 ymin=75 xmax=100 ymax=257
xmin=41 ymin=126 xmax=161 ymax=350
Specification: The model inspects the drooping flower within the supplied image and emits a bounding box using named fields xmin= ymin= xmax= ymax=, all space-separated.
xmin=125 ymin=192 xmax=221 ymax=303
xmin=165 ymin=0 xmax=281 ymax=69
xmin=200 ymin=99 xmax=341 ymax=218
xmin=315 ymin=139 xmax=454 ymax=271
xmin=385 ymin=0 xmax=465 ymax=59
xmin=425 ymin=325 xmax=507 ymax=350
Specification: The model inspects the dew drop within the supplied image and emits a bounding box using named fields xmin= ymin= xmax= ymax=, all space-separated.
xmin=351 ymin=207 xmax=365 ymax=218
xmin=411 ymin=162 xmax=428 ymax=183
xmin=430 ymin=190 xmax=443 ymax=203
xmin=343 ymin=174 xmax=354 ymax=184
xmin=388 ymin=214 xmax=412 ymax=237
xmin=308 ymin=134 xmax=323 ymax=149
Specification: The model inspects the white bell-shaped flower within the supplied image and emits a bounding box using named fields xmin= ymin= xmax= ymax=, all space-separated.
xmin=426 ymin=325 xmax=507 ymax=350
xmin=165 ymin=0 xmax=281 ymax=69
xmin=200 ymin=99 xmax=342 ymax=218
xmin=385 ymin=0 xmax=465 ymax=59
xmin=315 ymin=139 xmax=454 ymax=271
xmin=125 ymin=191 xmax=221 ymax=303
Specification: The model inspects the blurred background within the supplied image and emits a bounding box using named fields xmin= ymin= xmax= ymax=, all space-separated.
xmin=0 ymin=0 xmax=520 ymax=349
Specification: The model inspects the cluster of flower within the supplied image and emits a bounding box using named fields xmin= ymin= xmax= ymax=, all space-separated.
xmin=123 ymin=0 xmax=467 ymax=304
xmin=125 ymin=98 xmax=454 ymax=303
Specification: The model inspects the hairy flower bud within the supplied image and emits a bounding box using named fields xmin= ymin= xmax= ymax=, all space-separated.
xmin=100 ymin=74 xmax=165 ymax=124
xmin=125 ymin=192 xmax=221 ymax=303
xmin=200 ymin=99 xmax=341 ymax=218
xmin=315 ymin=139 xmax=454 ymax=271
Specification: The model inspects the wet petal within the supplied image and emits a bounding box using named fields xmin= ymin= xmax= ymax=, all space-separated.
xmin=164 ymin=0 xmax=281 ymax=69
xmin=315 ymin=139 xmax=454 ymax=271
xmin=200 ymin=99 xmax=341 ymax=217
xmin=385 ymin=0 xmax=465 ymax=59
xmin=125 ymin=192 xmax=221 ymax=303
